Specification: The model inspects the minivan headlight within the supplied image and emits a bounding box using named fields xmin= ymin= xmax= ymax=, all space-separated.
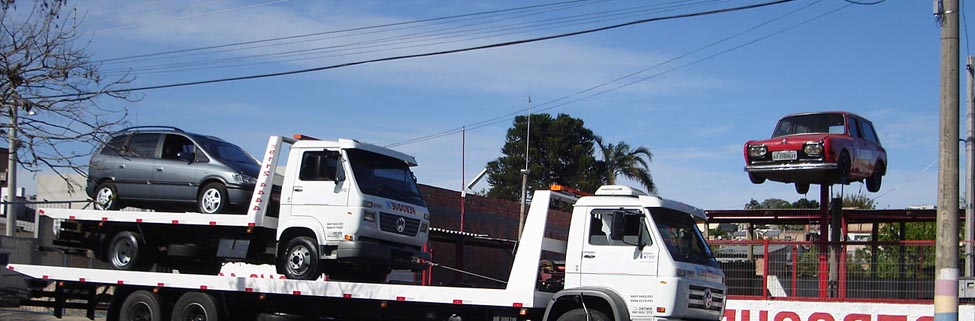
xmin=233 ymin=172 xmax=257 ymax=185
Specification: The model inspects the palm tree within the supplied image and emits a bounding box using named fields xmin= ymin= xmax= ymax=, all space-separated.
xmin=595 ymin=136 xmax=656 ymax=194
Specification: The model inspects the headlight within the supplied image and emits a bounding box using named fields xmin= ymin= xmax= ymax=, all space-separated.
xmin=803 ymin=142 xmax=823 ymax=156
xmin=233 ymin=172 xmax=257 ymax=184
xmin=747 ymin=145 xmax=767 ymax=158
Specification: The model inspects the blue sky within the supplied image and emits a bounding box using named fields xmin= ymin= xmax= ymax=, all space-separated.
xmin=34 ymin=0 xmax=953 ymax=209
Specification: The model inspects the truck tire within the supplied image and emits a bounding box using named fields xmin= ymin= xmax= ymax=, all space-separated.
xmin=109 ymin=231 xmax=154 ymax=271
xmin=94 ymin=182 xmax=122 ymax=210
xmin=556 ymin=308 xmax=610 ymax=321
xmin=118 ymin=290 xmax=166 ymax=321
xmin=172 ymin=292 xmax=222 ymax=321
xmin=279 ymin=236 xmax=321 ymax=280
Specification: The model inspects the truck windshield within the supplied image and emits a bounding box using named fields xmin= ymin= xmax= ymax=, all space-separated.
xmin=772 ymin=113 xmax=846 ymax=137
xmin=347 ymin=149 xmax=426 ymax=207
xmin=650 ymin=208 xmax=719 ymax=267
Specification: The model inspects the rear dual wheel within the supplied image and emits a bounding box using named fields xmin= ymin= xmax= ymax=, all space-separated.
xmin=118 ymin=290 xmax=166 ymax=321
xmin=171 ymin=292 xmax=223 ymax=321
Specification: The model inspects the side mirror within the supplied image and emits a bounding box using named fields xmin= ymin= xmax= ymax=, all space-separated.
xmin=177 ymin=152 xmax=195 ymax=163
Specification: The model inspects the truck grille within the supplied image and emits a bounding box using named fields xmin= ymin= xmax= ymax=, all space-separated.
xmin=688 ymin=285 xmax=724 ymax=311
xmin=379 ymin=212 xmax=420 ymax=237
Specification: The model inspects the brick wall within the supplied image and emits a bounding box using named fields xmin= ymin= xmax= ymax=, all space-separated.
xmin=418 ymin=184 xmax=571 ymax=287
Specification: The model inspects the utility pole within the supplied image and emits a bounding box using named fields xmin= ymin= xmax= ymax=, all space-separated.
xmin=936 ymin=1 xmax=960 ymax=320
xmin=4 ymin=101 xmax=17 ymax=237
xmin=518 ymin=96 xmax=531 ymax=240
xmin=967 ymin=55 xmax=974 ymax=278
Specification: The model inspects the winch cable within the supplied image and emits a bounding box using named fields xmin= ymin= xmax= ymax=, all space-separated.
xmin=414 ymin=257 xmax=508 ymax=285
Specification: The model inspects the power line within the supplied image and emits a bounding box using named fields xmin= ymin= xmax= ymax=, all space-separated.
xmin=99 ymin=0 xmax=716 ymax=76
xmin=37 ymin=0 xmax=795 ymax=99
xmin=386 ymin=0 xmax=848 ymax=148
xmin=94 ymin=0 xmax=598 ymax=64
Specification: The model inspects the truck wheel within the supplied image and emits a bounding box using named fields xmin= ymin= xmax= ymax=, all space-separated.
xmin=556 ymin=308 xmax=610 ymax=321
xmin=118 ymin=290 xmax=166 ymax=321
xmin=280 ymin=236 xmax=320 ymax=280
xmin=172 ymin=292 xmax=222 ymax=321
xmin=94 ymin=182 xmax=122 ymax=210
xmin=198 ymin=183 xmax=229 ymax=214
xmin=109 ymin=231 xmax=154 ymax=271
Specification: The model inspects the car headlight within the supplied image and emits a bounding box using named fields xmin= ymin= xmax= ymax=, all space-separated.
xmin=233 ymin=172 xmax=257 ymax=185
xmin=747 ymin=145 xmax=767 ymax=158
xmin=803 ymin=142 xmax=823 ymax=156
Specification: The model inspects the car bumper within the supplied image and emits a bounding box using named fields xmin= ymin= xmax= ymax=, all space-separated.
xmin=745 ymin=162 xmax=844 ymax=184
xmin=745 ymin=163 xmax=837 ymax=172
xmin=226 ymin=184 xmax=255 ymax=206
xmin=335 ymin=239 xmax=430 ymax=271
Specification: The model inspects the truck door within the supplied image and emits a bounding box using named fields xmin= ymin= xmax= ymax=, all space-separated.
xmin=289 ymin=150 xmax=348 ymax=221
xmin=579 ymin=208 xmax=659 ymax=313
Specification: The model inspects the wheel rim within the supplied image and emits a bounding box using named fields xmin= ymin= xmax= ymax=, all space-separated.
xmin=95 ymin=187 xmax=114 ymax=210
xmin=180 ymin=302 xmax=209 ymax=321
xmin=200 ymin=188 xmax=222 ymax=213
xmin=287 ymin=245 xmax=311 ymax=276
xmin=125 ymin=301 xmax=153 ymax=321
xmin=112 ymin=238 xmax=135 ymax=268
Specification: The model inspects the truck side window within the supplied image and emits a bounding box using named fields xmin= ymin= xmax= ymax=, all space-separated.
xmin=589 ymin=209 xmax=651 ymax=246
xmin=299 ymin=151 xmax=339 ymax=181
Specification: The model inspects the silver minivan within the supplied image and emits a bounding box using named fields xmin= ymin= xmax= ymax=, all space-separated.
xmin=86 ymin=126 xmax=259 ymax=214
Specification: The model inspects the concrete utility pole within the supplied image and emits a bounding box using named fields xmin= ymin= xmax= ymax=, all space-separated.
xmin=5 ymin=101 xmax=17 ymax=237
xmin=518 ymin=96 xmax=532 ymax=240
xmin=967 ymin=55 xmax=974 ymax=278
xmin=936 ymin=1 xmax=960 ymax=320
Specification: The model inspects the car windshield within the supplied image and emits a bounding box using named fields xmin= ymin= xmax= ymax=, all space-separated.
xmin=772 ymin=113 xmax=846 ymax=137
xmin=196 ymin=137 xmax=258 ymax=165
xmin=651 ymin=208 xmax=718 ymax=267
xmin=347 ymin=149 xmax=426 ymax=207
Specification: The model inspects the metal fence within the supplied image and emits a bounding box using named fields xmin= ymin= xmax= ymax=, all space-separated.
xmin=711 ymin=239 xmax=943 ymax=302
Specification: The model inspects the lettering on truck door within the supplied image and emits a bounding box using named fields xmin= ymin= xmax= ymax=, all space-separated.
xmin=291 ymin=150 xmax=348 ymax=240
xmin=580 ymin=209 xmax=659 ymax=318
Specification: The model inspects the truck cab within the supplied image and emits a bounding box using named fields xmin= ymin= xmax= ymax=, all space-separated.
xmin=275 ymin=138 xmax=430 ymax=281
xmin=557 ymin=185 xmax=725 ymax=321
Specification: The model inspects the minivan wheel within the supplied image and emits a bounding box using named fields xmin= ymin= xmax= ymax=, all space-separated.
xmin=198 ymin=183 xmax=229 ymax=214
xmin=94 ymin=182 xmax=121 ymax=210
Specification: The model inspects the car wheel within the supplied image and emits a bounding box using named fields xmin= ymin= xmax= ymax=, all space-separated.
xmin=837 ymin=151 xmax=851 ymax=184
xmin=866 ymin=162 xmax=884 ymax=193
xmin=93 ymin=182 xmax=121 ymax=210
xmin=108 ymin=231 xmax=154 ymax=271
xmin=795 ymin=182 xmax=810 ymax=194
xmin=198 ymin=183 xmax=229 ymax=214
xmin=279 ymin=236 xmax=321 ymax=280
xmin=748 ymin=173 xmax=766 ymax=184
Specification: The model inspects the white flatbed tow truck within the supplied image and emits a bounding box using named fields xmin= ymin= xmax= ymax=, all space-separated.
xmin=9 ymin=185 xmax=726 ymax=321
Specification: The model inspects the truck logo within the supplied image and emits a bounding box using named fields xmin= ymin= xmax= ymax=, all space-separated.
xmin=396 ymin=217 xmax=407 ymax=233
xmin=703 ymin=288 xmax=713 ymax=309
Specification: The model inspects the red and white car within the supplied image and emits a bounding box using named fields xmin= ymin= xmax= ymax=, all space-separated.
xmin=743 ymin=111 xmax=886 ymax=194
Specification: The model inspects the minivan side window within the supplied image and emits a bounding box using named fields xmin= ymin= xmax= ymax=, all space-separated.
xmin=161 ymin=134 xmax=196 ymax=160
xmin=128 ymin=133 xmax=161 ymax=158
xmin=100 ymin=135 xmax=129 ymax=156
xmin=299 ymin=151 xmax=339 ymax=181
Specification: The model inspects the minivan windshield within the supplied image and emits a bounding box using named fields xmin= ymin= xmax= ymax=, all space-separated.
xmin=196 ymin=137 xmax=258 ymax=166
xmin=772 ymin=113 xmax=846 ymax=137
xmin=650 ymin=208 xmax=718 ymax=267
xmin=347 ymin=149 xmax=425 ymax=207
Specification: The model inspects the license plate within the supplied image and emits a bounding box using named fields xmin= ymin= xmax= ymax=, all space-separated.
xmin=772 ymin=150 xmax=797 ymax=161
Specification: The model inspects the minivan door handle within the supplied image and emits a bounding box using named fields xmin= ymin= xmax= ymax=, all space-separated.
xmin=155 ymin=167 xmax=164 ymax=172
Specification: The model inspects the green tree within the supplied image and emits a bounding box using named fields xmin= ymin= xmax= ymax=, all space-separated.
xmin=792 ymin=198 xmax=820 ymax=209
xmin=842 ymin=193 xmax=876 ymax=209
xmin=594 ymin=136 xmax=655 ymax=194
xmin=486 ymin=113 xmax=601 ymax=201
xmin=745 ymin=198 xmax=792 ymax=209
